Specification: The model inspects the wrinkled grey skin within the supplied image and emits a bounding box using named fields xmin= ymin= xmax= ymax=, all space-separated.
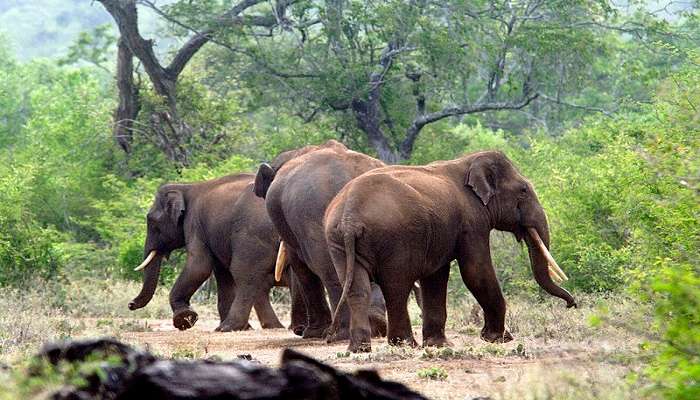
xmin=129 ymin=173 xmax=306 ymax=333
xmin=325 ymin=151 xmax=576 ymax=352
xmin=254 ymin=140 xmax=388 ymax=340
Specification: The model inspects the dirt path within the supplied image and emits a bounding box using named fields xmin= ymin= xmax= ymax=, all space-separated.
xmin=106 ymin=318 xmax=628 ymax=400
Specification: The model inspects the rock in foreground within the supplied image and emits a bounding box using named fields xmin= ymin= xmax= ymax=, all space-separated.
xmin=34 ymin=338 xmax=428 ymax=400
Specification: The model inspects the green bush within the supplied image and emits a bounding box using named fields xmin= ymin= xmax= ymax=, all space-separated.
xmin=0 ymin=164 xmax=61 ymax=284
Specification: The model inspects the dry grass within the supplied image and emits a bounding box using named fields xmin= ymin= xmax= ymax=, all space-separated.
xmin=0 ymin=278 xmax=654 ymax=399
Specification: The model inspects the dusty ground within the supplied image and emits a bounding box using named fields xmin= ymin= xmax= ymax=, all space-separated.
xmin=92 ymin=315 xmax=638 ymax=400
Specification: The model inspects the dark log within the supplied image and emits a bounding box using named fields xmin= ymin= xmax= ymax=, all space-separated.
xmin=34 ymin=338 xmax=428 ymax=400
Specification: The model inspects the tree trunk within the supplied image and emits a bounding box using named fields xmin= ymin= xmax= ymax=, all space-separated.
xmin=113 ymin=37 xmax=139 ymax=153
xmin=351 ymin=99 xmax=400 ymax=164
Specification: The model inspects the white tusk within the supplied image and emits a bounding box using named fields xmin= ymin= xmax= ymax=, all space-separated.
xmin=548 ymin=266 xmax=564 ymax=283
xmin=134 ymin=250 xmax=157 ymax=271
xmin=527 ymin=228 xmax=569 ymax=282
xmin=274 ymin=242 xmax=287 ymax=282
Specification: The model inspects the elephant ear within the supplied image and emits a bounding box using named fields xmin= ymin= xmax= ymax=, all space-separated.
xmin=254 ymin=163 xmax=275 ymax=199
xmin=465 ymin=158 xmax=496 ymax=206
xmin=165 ymin=190 xmax=186 ymax=223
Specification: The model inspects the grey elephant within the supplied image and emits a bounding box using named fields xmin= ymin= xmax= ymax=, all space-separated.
xmin=254 ymin=140 xmax=388 ymax=340
xmin=129 ymin=173 xmax=306 ymax=333
xmin=325 ymin=151 xmax=575 ymax=352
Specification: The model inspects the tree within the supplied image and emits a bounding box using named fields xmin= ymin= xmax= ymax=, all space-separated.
xmin=102 ymin=0 xmax=682 ymax=164
xmin=165 ymin=0 xmax=675 ymax=163
xmin=97 ymin=0 xmax=292 ymax=165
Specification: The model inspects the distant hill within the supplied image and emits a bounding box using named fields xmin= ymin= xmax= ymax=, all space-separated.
xmin=0 ymin=0 xmax=165 ymax=61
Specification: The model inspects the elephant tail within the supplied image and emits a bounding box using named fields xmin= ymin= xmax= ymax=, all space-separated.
xmin=329 ymin=231 xmax=356 ymax=337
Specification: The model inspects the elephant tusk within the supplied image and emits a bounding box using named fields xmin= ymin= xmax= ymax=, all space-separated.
xmin=527 ymin=228 xmax=569 ymax=282
xmin=548 ymin=267 xmax=564 ymax=283
xmin=274 ymin=242 xmax=287 ymax=282
xmin=134 ymin=250 xmax=157 ymax=272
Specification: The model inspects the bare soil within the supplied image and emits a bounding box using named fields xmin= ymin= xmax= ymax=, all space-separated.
xmin=101 ymin=317 xmax=633 ymax=400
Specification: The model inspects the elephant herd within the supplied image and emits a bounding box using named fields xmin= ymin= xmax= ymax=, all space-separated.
xmin=129 ymin=140 xmax=576 ymax=353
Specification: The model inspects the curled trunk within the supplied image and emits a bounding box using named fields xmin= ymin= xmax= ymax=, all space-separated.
xmin=524 ymin=226 xmax=577 ymax=308
xmin=128 ymin=254 xmax=163 ymax=310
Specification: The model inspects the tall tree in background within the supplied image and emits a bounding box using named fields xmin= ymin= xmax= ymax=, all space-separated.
xmin=97 ymin=0 xmax=293 ymax=165
xmin=102 ymin=0 xmax=679 ymax=164
xmin=161 ymin=0 xmax=674 ymax=163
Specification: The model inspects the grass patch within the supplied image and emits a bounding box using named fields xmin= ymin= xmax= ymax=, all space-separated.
xmin=417 ymin=366 xmax=448 ymax=381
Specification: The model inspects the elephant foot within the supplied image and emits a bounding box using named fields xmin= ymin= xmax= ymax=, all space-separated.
xmin=388 ymin=335 xmax=418 ymax=348
xmin=348 ymin=340 xmax=372 ymax=353
xmin=480 ymin=327 xmax=513 ymax=343
xmin=173 ymin=309 xmax=198 ymax=331
xmin=302 ymin=325 xmax=328 ymax=339
xmin=325 ymin=328 xmax=350 ymax=344
xmin=214 ymin=321 xmax=252 ymax=332
xmin=260 ymin=320 xmax=285 ymax=329
xmin=289 ymin=324 xmax=306 ymax=336
xmin=423 ymin=335 xmax=452 ymax=348
xmin=369 ymin=312 xmax=387 ymax=338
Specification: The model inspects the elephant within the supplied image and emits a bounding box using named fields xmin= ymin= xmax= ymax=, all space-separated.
xmin=128 ymin=173 xmax=306 ymax=333
xmin=324 ymin=150 xmax=576 ymax=352
xmin=254 ymin=140 xmax=388 ymax=340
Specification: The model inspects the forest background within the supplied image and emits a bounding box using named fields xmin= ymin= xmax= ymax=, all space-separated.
xmin=0 ymin=1 xmax=697 ymax=398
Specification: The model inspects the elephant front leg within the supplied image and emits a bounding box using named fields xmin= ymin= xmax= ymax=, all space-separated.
xmin=170 ymin=241 xmax=213 ymax=331
xmin=458 ymin=238 xmax=512 ymax=343
xmin=420 ymin=264 xmax=451 ymax=347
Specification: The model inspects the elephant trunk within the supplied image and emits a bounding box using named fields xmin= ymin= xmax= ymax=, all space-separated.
xmin=128 ymin=251 xmax=163 ymax=310
xmin=524 ymin=223 xmax=577 ymax=308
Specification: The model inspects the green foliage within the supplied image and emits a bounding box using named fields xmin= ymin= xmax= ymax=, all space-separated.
xmin=58 ymin=24 xmax=116 ymax=72
xmin=0 ymin=5 xmax=698 ymax=398
xmin=13 ymin=350 xmax=125 ymax=398
xmin=417 ymin=366 xmax=448 ymax=380
xmin=0 ymin=164 xmax=61 ymax=284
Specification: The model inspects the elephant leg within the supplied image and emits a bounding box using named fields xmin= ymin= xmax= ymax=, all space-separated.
xmin=419 ymin=264 xmax=450 ymax=347
xmin=341 ymin=265 xmax=373 ymax=353
xmin=287 ymin=270 xmax=307 ymax=336
xmin=368 ymin=283 xmax=387 ymax=338
xmin=253 ymin=290 xmax=284 ymax=329
xmin=213 ymin=266 xmax=254 ymax=332
xmin=217 ymin=255 xmax=277 ymax=332
xmin=212 ymin=267 xmax=235 ymax=322
xmin=169 ymin=240 xmax=213 ymax=331
xmin=317 ymin=264 xmax=350 ymax=342
xmin=458 ymin=239 xmax=512 ymax=343
xmin=288 ymin=250 xmax=332 ymax=338
xmin=412 ymin=282 xmax=424 ymax=317
xmin=383 ymin=281 xmax=417 ymax=348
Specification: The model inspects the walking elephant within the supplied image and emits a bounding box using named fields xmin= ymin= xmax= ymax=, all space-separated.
xmin=324 ymin=151 xmax=576 ymax=352
xmin=128 ymin=173 xmax=306 ymax=333
xmin=254 ymin=140 xmax=388 ymax=340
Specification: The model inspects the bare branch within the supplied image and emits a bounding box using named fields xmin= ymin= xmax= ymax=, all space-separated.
xmin=400 ymin=93 xmax=540 ymax=159
xmin=539 ymin=94 xmax=614 ymax=117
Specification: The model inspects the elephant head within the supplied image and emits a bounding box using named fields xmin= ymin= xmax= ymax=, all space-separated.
xmin=254 ymin=140 xmax=347 ymax=199
xmin=464 ymin=151 xmax=576 ymax=307
xmin=128 ymin=184 xmax=188 ymax=310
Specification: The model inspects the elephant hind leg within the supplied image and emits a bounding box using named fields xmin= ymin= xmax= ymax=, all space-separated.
xmin=254 ymin=290 xmax=284 ymax=329
xmin=383 ymin=281 xmax=417 ymax=348
xmin=287 ymin=271 xmax=307 ymax=336
xmin=289 ymin=250 xmax=332 ymax=339
xmin=368 ymin=283 xmax=387 ymax=338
